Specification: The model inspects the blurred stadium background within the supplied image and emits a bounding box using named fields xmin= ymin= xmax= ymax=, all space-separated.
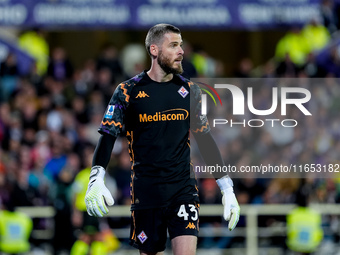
xmin=1 ymin=0 xmax=340 ymax=254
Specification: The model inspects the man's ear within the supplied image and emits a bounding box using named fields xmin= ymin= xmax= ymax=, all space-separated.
xmin=150 ymin=44 xmax=158 ymax=57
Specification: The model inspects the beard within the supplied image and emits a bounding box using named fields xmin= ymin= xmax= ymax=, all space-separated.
xmin=157 ymin=51 xmax=183 ymax=75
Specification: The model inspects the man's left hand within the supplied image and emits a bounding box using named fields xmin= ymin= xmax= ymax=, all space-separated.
xmin=216 ymin=176 xmax=240 ymax=231
xmin=221 ymin=187 xmax=240 ymax=231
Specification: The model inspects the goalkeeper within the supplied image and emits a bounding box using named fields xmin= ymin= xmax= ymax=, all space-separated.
xmin=85 ymin=23 xmax=240 ymax=255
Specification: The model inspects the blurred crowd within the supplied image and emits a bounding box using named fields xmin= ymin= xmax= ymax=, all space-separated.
xmin=1 ymin=0 xmax=340 ymax=253
xmin=0 ymin=40 xmax=139 ymax=253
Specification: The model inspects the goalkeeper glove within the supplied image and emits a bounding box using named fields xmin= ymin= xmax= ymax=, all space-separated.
xmin=85 ymin=166 xmax=114 ymax=217
xmin=216 ymin=175 xmax=240 ymax=231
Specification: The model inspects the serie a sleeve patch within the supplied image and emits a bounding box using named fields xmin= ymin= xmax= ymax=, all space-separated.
xmin=104 ymin=105 xmax=115 ymax=119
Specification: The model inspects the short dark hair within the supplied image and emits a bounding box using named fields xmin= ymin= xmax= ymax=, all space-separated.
xmin=145 ymin=23 xmax=181 ymax=56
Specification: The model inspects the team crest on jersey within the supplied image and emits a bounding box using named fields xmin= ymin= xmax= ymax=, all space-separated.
xmin=104 ymin=105 xmax=115 ymax=119
xmin=137 ymin=231 xmax=148 ymax=243
xmin=178 ymin=86 xmax=189 ymax=98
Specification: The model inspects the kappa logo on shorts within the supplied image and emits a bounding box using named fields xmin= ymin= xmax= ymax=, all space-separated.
xmin=186 ymin=222 xmax=196 ymax=229
xmin=178 ymin=86 xmax=189 ymax=98
xmin=137 ymin=231 xmax=148 ymax=243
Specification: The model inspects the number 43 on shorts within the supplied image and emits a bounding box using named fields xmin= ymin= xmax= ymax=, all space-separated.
xmin=177 ymin=204 xmax=198 ymax=221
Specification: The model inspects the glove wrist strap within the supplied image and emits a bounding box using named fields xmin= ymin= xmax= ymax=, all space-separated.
xmin=216 ymin=175 xmax=233 ymax=192
xmin=90 ymin=165 xmax=106 ymax=180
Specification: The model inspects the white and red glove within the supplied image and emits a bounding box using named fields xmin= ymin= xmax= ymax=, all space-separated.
xmin=216 ymin=175 xmax=240 ymax=231
xmin=85 ymin=166 xmax=114 ymax=217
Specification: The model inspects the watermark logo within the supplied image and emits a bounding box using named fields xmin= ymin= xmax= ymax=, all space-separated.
xmin=196 ymin=80 xmax=312 ymax=128
xmin=197 ymin=82 xmax=222 ymax=115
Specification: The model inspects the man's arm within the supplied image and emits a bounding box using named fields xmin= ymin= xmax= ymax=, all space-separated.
xmin=193 ymin=131 xmax=240 ymax=231
xmin=92 ymin=133 xmax=116 ymax=167
xmin=193 ymin=131 xmax=224 ymax=177
xmin=85 ymin=133 xmax=116 ymax=217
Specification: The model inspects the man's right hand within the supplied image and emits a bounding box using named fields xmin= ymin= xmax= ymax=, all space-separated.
xmin=85 ymin=166 xmax=114 ymax=217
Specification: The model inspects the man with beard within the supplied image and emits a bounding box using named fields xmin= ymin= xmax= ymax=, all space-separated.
xmin=85 ymin=24 xmax=240 ymax=255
